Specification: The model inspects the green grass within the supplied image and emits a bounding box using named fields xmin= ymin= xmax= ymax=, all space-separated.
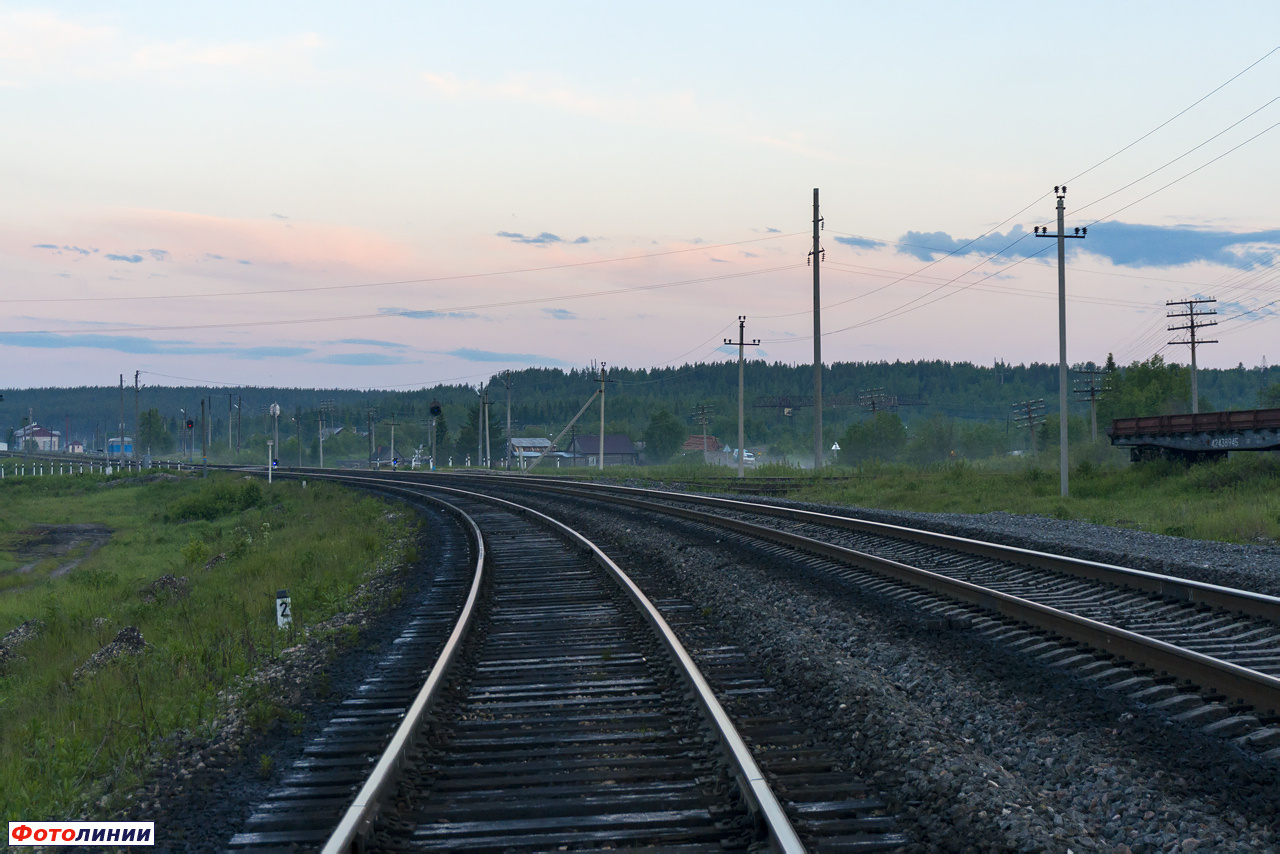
xmin=0 ymin=471 xmax=412 ymax=818
xmin=562 ymin=453 xmax=1280 ymax=545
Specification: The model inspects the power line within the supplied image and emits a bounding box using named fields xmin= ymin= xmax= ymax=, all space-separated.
xmin=1069 ymin=98 xmax=1279 ymax=220
xmin=1064 ymin=45 xmax=1279 ymax=184
xmin=1 ymin=263 xmax=802 ymax=337
xmin=3 ymin=231 xmax=807 ymax=304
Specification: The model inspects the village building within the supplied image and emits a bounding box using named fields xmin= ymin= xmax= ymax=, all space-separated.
xmin=566 ymin=434 xmax=639 ymax=467
xmin=13 ymin=423 xmax=61 ymax=452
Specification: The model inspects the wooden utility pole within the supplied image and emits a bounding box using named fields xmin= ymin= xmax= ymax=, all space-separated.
xmin=1073 ymin=369 xmax=1107 ymax=443
xmin=1012 ymin=399 xmax=1047 ymax=454
xmin=811 ymin=188 xmax=824 ymax=470
xmin=1034 ymin=185 xmax=1086 ymax=498
xmin=1167 ymin=298 xmax=1217 ymax=414
xmin=724 ymin=316 xmax=760 ymax=478
xmin=691 ymin=404 xmax=714 ymax=452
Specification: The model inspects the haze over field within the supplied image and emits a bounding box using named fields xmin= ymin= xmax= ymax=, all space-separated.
xmin=2 ymin=4 xmax=1277 ymax=389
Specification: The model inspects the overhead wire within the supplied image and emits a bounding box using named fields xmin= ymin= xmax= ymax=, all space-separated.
xmin=5 ymin=231 xmax=807 ymax=304
xmin=0 ymin=263 xmax=804 ymax=337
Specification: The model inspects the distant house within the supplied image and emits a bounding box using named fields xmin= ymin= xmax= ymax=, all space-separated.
xmin=566 ymin=434 xmax=639 ymax=467
xmin=13 ymin=423 xmax=61 ymax=452
xmin=66 ymin=440 xmax=85 ymax=454
xmin=509 ymin=437 xmax=553 ymax=469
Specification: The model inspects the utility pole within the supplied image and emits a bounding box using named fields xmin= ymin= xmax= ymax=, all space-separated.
xmin=1012 ymin=399 xmax=1047 ymax=454
xmin=1073 ymin=369 xmax=1107 ymax=443
xmin=1034 ymin=185 xmax=1086 ymax=498
xmin=133 ymin=371 xmax=140 ymax=462
xmin=118 ymin=375 xmax=125 ymax=467
xmin=810 ymin=188 xmax=825 ymax=471
xmin=387 ymin=415 xmax=399 ymax=467
xmin=228 ymin=394 xmax=233 ymax=450
xmin=598 ymin=362 xmax=608 ymax=471
xmin=725 ymin=316 xmax=760 ymax=478
xmin=501 ymin=370 xmax=513 ymax=470
xmin=475 ymin=386 xmax=485 ymax=468
xmin=236 ymin=395 xmax=242 ymax=453
xmin=1167 ymin=298 xmax=1218 ymax=414
xmin=484 ymin=394 xmax=492 ymax=469
xmin=200 ymin=397 xmax=207 ymax=477
xmin=691 ymin=404 xmax=714 ymax=452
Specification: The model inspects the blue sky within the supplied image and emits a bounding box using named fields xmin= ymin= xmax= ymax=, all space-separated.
xmin=1 ymin=3 xmax=1277 ymax=388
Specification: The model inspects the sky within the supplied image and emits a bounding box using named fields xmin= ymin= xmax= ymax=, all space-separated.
xmin=2 ymin=3 xmax=1278 ymax=390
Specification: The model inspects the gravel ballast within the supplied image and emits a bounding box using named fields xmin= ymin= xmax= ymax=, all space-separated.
xmin=504 ymin=487 xmax=1280 ymax=853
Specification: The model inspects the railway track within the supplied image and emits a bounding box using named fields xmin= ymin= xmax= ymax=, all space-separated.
xmin=398 ymin=472 xmax=1280 ymax=751
xmin=230 ymin=475 xmax=905 ymax=852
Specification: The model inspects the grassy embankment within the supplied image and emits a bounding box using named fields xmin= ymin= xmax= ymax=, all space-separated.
xmin=542 ymin=455 xmax=1280 ymax=545
xmin=0 ymin=471 xmax=412 ymax=819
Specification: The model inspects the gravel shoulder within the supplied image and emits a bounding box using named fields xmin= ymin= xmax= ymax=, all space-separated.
xmin=514 ymin=488 xmax=1280 ymax=853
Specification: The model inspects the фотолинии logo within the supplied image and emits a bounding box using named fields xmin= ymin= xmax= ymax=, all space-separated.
xmin=9 ymin=821 xmax=155 ymax=846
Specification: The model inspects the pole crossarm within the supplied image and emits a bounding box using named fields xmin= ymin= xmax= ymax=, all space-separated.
xmin=1033 ymin=185 xmax=1086 ymax=498
xmin=1166 ymin=297 xmax=1218 ymax=414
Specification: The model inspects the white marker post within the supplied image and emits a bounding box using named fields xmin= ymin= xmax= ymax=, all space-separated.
xmin=276 ymin=589 xmax=292 ymax=629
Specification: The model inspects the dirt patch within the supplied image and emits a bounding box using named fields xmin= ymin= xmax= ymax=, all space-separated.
xmin=0 ymin=523 xmax=113 ymax=583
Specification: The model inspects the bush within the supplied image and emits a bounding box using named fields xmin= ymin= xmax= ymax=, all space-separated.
xmin=166 ymin=479 xmax=264 ymax=522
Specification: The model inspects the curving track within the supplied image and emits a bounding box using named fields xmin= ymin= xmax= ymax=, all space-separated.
xmin=401 ymin=472 xmax=1280 ymax=746
xmin=230 ymin=473 xmax=905 ymax=852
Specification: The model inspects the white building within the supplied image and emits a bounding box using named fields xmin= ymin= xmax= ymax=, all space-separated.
xmin=13 ymin=423 xmax=60 ymax=452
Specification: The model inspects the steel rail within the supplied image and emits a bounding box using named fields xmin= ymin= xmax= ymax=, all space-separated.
xmin=319 ymin=486 xmax=487 ymax=854
xmin=456 ymin=479 xmax=1280 ymax=715
xmin=445 ymin=472 xmax=1280 ymax=626
xmin=297 ymin=471 xmax=807 ymax=854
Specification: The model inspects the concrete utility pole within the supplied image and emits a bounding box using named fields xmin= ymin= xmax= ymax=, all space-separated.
xmin=318 ymin=413 xmax=324 ymax=469
xmin=1034 ymin=185 xmax=1086 ymax=498
xmin=501 ymin=370 xmax=513 ymax=470
xmin=476 ymin=386 xmax=485 ymax=468
xmin=387 ymin=415 xmax=398 ymax=466
xmin=119 ymin=375 xmax=125 ymax=467
xmin=133 ymin=371 xmax=140 ymax=461
xmin=810 ymin=188 xmax=825 ymax=470
xmin=237 ymin=395 xmax=242 ymax=453
xmin=228 ymin=394 xmax=233 ymax=450
xmin=725 ymin=316 xmax=760 ymax=478
xmin=598 ymin=362 xmax=608 ymax=471
xmin=1167 ymin=298 xmax=1218 ymax=414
